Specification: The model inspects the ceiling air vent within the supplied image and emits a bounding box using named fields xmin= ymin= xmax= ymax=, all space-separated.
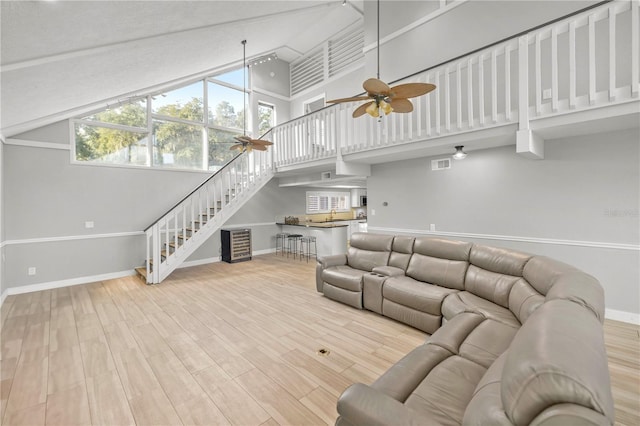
xmin=321 ymin=171 xmax=332 ymax=180
xmin=431 ymin=158 xmax=451 ymax=171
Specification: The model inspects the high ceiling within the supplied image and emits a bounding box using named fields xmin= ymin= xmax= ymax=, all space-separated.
xmin=0 ymin=0 xmax=364 ymax=137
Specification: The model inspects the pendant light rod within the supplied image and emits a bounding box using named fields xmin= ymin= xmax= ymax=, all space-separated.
xmin=376 ymin=0 xmax=380 ymax=80
xmin=241 ymin=39 xmax=247 ymax=137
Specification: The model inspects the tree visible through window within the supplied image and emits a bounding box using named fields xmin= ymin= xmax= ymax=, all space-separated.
xmin=257 ymin=102 xmax=275 ymax=136
xmin=73 ymin=68 xmax=256 ymax=171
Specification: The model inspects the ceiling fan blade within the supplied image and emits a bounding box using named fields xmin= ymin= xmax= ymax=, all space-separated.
xmin=363 ymin=78 xmax=390 ymax=95
xmin=230 ymin=143 xmax=244 ymax=151
xmin=327 ymin=96 xmax=372 ymax=104
xmin=234 ymin=135 xmax=252 ymax=143
xmin=389 ymin=83 xmax=436 ymax=99
xmin=251 ymin=144 xmax=267 ymax=151
xmin=389 ymin=98 xmax=413 ymax=113
xmin=250 ymin=139 xmax=274 ymax=146
xmin=353 ymin=101 xmax=375 ymax=118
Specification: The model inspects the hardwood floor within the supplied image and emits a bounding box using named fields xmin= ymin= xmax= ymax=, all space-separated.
xmin=1 ymin=253 xmax=638 ymax=425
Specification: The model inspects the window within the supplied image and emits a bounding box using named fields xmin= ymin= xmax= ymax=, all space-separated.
xmin=72 ymin=68 xmax=253 ymax=171
xmin=306 ymin=191 xmax=351 ymax=214
xmin=74 ymin=100 xmax=149 ymax=166
xmin=257 ymin=102 xmax=275 ymax=135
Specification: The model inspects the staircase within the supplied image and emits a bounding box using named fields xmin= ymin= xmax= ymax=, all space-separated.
xmin=137 ymin=147 xmax=274 ymax=284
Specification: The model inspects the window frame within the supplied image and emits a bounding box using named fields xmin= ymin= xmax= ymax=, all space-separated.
xmin=70 ymin=69 xmax=254 ymax=173
xmin=306 ymin=191 xmax=351 ymax=214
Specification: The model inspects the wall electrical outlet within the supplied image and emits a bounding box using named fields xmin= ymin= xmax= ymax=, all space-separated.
xmin=28 ymin=267 xmax=36 ymax=276
xmin=430 ymin=224 xmax=436 ymax=231
xmin=371 ymin=209 xmax=376 ymax=216
xmin=543 ymin=88 xmax=552 ymax=100
xmin=85 ymin=221 xmax=94 ymax=229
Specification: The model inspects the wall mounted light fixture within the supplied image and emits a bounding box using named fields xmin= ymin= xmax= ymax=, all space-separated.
xmin=453 ymin=145 xmax=467 ymax=160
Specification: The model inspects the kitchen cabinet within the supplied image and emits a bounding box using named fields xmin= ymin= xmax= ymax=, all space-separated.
xmin=351 ymin=189 xmax=367 ymax=208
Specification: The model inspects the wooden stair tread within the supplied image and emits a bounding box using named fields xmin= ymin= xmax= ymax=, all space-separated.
xmin=135 ymin=267 xmax=148 ymax=279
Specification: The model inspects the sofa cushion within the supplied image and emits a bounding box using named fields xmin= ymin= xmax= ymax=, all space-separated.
xmin=413 ymin=237 xmax=472 ymax=261
xmin=384 ymin=276 xmax=459 ymax=315
xmin=501 ymin=300 xmax=615 ymax=425
xmin=382 ymin=300 xmax=442 ymax=333
xmin=462 ymin=351 xmax=510 ymax=425
xmin=464 ymin=265 xmax=523 ymax=308
xmin=388 ymin=236 xmax=415 ymax=270
xmin=346 ymin=246 xmax=391 ymax=272
xmin=508 ymin=279 xmax=545 ymax=324
xmin=442 ymin=291 xmax=520 ymax=327
xmin=322 ymin=265 xmax=365 ymax=292
xmin=406 ymin=254 xmax=469 ymax=290
xmin=371 ymin=344 xmax=452 ymax=402
xmin=459 ymin=319 xmax=519 ymax=368
xmin=526 ymin=256 xmax=605 ymax=322
xmin=470 ymin=244 xmax=532 ymax=276
xmin=404 ymin=355 xmax=486 ymax=425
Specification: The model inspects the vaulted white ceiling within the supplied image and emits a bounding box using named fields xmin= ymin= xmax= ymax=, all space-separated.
xmin=0 ymin=0 xmax=364 ymax=137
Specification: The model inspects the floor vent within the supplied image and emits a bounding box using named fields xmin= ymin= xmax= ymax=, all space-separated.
xmin=431 ymin=158 xmax=451 ymax=171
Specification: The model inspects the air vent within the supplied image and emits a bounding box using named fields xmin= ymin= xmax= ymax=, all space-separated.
xmin=321 ymin=171 xmax=332 ymax=180
xmin=431 ymin=158 xmax=451 ymax=171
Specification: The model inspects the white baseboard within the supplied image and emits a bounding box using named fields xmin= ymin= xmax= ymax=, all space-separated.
xmin=605 ymin=308 xmax=640 ymax=325
xmin=1 ymin=270 xmax=137 ymax=301
xmin=178 ymin=248 xmax=276 ymax=269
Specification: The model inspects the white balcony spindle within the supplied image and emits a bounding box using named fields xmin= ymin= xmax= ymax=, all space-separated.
xmin=435 ymin=71 xmax=441 ymax=134
xmin=535 ymin=33 xmax=542 ymax=115
xmin=491 ymin=50 xmax=498 ymax=123
xmin=505 ymin=44 xmax=512 ymax=121
xmin=467 ymin=58 xmax=474 ymax=128
xmin=551 ymin=26 xmax=559 ymax=112
xmin=588 ymin=14 xmax=596 ymax=105
xmin=569 ymin=21 xmax=577 ymax=108
xmin=457 ymin=62 xmax=463 ymax=129
xmin=633 ymin=0 xmax=639 ymax=97
xmin=445 ymin=67 xmax=451 ymax=131
xmin=479 ymin=56 xmax=485 ymax=125
xmin=609 ymin=6 xmax=616 ymax=101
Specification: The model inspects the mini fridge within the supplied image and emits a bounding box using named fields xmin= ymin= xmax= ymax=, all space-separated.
xmin=221 ymin=228 xmax=252 ymax=263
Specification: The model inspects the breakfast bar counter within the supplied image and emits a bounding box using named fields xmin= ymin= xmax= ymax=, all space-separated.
xmin=277 ymin=222 xmax=348 ymax=256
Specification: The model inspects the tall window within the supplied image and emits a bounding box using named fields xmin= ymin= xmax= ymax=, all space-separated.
xmin=257 ymin=102 xmax=275 ymax=136
xmin=72 ymin=68 xmax=252 ymax=172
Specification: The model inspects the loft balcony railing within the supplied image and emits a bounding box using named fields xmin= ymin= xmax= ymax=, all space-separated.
xmin=271 ymin=1 xmax=639 ymax=167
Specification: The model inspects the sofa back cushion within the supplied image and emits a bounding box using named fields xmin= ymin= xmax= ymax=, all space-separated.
xmin=347 ymin=233 xmax=393 ymax=272
xmin=501 ymin=300 xmax=614 ymax=426
xmin=406 ymin=238 xmax=471 ymax=290
xmin=464 ymin=245 xmax=533 ymax=310
xmin=524 ymin=255 xmax=605 ymax=322
xmin=388 ymin=236 xmax=415 ymax=270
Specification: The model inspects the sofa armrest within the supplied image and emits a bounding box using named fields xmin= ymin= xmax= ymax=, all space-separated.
xmin=372 ymin=265 xmax=406 ymax=277
xmin=337 ymin=383 xmax=436 ymax=426
xmin=318 ymin=254 xmax=347 ymax=268
xmin=316 ymin=254 xmax=348 ymax=292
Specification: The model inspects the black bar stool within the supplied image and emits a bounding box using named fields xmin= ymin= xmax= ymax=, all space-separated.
xmin=299 ymin=236 xmax=317 ymax=262
xmin=275 ymin=232 xmax=289 ymax=256
xmin=286 ymin=234 xmax=303 ymax=259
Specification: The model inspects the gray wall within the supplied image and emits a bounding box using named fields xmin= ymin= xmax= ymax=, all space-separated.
xmin=2 ymin=121 xmax=306 ymax=290
xmin=367 ymin=128 xmax=639 ymax=315
xmin=1 ymin=141 xmax=4 ymax=295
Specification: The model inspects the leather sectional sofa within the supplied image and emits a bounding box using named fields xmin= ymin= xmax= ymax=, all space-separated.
xmin=316 ymin=232 xmax=614 ymax=425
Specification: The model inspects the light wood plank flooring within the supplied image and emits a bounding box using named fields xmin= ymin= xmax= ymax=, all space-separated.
xmin=1 ymin=253 xmax=638 ymax=425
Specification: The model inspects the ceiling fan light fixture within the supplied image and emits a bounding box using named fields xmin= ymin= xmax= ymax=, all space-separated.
xmin=453 ymin=145 xmax=467 ymax=160
xmin=366 ymin=102 xmax=379 ymax=118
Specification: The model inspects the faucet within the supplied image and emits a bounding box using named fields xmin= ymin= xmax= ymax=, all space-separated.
xmin=329 ymin=209 xmax=336 ymax=221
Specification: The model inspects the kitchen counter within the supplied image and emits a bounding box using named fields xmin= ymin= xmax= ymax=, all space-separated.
xmin=278 ymin=223 xmax=349 ymax=256
xmin=276 ymin=222 xmax=349 ymax=228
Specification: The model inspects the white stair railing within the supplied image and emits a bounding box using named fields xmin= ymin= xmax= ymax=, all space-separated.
xmin=144 ymin=145 xmax=274 ymax=284
xmin=272 ymin=1 xmax=639 ymax=164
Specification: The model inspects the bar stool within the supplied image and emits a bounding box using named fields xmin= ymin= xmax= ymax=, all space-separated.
xmin=299 ymin=236 xmax=317 ymax=262
xmin=275 ymin=232 xmax=289 ymax=256
xmin=286 ymin=234 xmax=303 ymax=259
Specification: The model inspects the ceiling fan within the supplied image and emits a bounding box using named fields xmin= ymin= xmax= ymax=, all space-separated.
xmin=327 ymin=0 xmax=436 ymax=118
xmin=230 ymin=40 xmax=274 ymax=152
